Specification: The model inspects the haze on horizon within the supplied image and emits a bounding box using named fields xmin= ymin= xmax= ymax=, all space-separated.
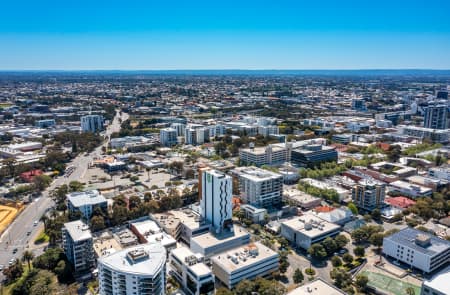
xmin=1 ymin=0 xmax=449 ymax=70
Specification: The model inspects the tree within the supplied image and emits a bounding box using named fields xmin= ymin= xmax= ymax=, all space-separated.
xmin=322 ymin=237 xmax=338 ymax=256
xmin=371 ymin=208 xmax=381 ymax=221
xmin=216 ymin=288 xmax=234 ymax=295
xmin=111 ymin=205 xmax=128 ymax=225
xmin=387 ymin=145 xmax=401 ymax=162
xmin=68 ymin=181 xmax=84 ymax=192
xmin=3 ymin=259 xmax=23 ymax=281
xmin=369 ymin=233 xmax=384 ymax=250
xmin=22 ymin=250 xmax=34 ymax=269
xmin=353 ymin=246 xmax=365 ymax=258
xmin=308 ymin=243 xmax=327 ymax=260
xmin=330 ymin=268 xmax=352 ymax=289
xmin=279 ymin=251 xmax=290 ymax=274
xmin=33 ymin=175 xmax=52 ymax=191
xmin=235 ymin=279 xmax=254 ymax=295
xmin=331 ymin=256 xmax=342 ymax=267
xmin=347 ymin=202 xmax=358 ymax=215
xmin=342 ymin=253 xmax=354 ymax=264
xmin=90 ymin=215 xmax=106 ymax=232
xmin=355 ymin=274 xmax=369 ymax=291
xmin=33 ymin=247 xmax=64 ymax=270
xmin=54 ymin=260 xmax=72 ymax=283
xmin=334 ymin=234 xmax=349 ymax=249
xmin=293 ymin=268 xmax=304 ymax=284
xmin=214 ymin=141 xmax=227 ymax=157
xmin=128 ymin=195 xmax=141 ymax=210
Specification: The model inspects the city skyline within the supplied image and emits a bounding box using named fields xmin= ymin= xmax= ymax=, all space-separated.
xmin=1 ymin=0 xmax=450 ymax=70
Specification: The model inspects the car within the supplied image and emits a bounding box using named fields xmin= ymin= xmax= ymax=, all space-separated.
xmin=12 ymin=248 xmax=18 ymax=254
xmin=27 ymin=231 xmax=31 ymax=236
xmin=0 ymin=265 xmax=4 ymax=271
xmin=33 ymin=221 xmax=38 ymax=226
xmin=393 ymin=260 xmax=401 ymax=266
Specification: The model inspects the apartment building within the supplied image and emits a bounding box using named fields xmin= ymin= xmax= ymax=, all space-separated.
xmin=160 ymin=127 xmax=178 ymax=147
xmin=81 ymin=114 xmax=104 ymax=133
xmin=62 ymin=220 xmax=95 ymax=274
xmin=98 ymin=243 xmax=166 ymax=295
xmin=232 ymin=166 xmax=283 ymax=208
xmin=351 ymin=179 xmax=386 ymax=211
xmin=67 ymin=190 xmax=108 ymax=219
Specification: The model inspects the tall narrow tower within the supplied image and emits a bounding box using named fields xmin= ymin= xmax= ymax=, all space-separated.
xmin=200 ymin=169 xmax=233 ymax=234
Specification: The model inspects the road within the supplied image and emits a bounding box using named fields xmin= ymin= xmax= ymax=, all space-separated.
xmin=0 ymin=110 xmax=127 ymax=271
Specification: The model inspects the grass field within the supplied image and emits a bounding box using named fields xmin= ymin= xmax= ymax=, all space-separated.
xmin=361 ymin=271 xmax=420 ymax=295
xmin=0 ymin=204 xmax=19 ymax=235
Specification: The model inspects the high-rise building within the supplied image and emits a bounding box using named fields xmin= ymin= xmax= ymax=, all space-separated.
xmin=67 ymin=190 xmax=108 ymax=219
xmin=170 ymin=123 xmax=186 ymax=137
xmin=81 ymin=114 xmax=104 ymax=133
xmin=160 ymin=127 xmax=178 ymax=147
xmin=423 ymin=105 xmax=450 ymax=129
xmin=351 ymin=179 xmax=386 ymax=211
xmin=231 ymin=166 xmax=283 ymax=208
xmin=98 ymin=243 xmax=166 ymax=295
xmin=200 ymin=169 xmax=233 ymax=234
xmin=62 ymin=220 xmax=95 ymax=274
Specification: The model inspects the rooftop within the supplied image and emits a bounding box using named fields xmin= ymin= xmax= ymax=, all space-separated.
xmin=171 ymin=247 xmax=212 ymax=277
xmin=281 ymin=213 xmax=341 ymax=238
xmin=287 ymin=278 xmax=347 ymax=295
xmin=384 ymin=227 xmax=450 ymax=257
xmin=191 ymin=224 xmax=250 ymax=249
xmin=211 ymin=242 xmax=278 ymax=273
xmin=232 ymin=166 xmax=282 ymax=181
xmin=64 ymin=220 xmax=92 ymax=242
xmin=99 ymin=243 xmax=166 ymax=276
xmin=67 ymin=190 xmax=107 ymax=208
xmin=422 ymin=265 xmax=450 ymax=294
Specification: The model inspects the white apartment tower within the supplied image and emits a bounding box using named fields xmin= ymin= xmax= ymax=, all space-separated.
xmin=98 ymin=243 xmax=166 ymax=295
xmin=201 ymin=169 xmax=233 ymax=234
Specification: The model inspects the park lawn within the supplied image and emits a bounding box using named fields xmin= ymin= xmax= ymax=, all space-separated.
xmin=34 ymin=230 xmax=49 ymax=244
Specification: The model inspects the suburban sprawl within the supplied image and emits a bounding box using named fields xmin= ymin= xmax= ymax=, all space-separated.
xmin=0 ymin=71 xmax=449 ymax=295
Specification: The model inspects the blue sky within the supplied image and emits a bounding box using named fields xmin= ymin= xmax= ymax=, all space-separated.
xmin=1 ymin=0 xmax=449 ymax=70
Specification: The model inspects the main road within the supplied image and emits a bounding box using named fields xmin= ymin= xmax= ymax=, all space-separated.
xmin=0 ymin=110 xmax=127 ymax=270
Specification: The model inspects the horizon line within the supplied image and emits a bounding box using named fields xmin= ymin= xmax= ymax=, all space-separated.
xmin=1 ymin=68 xmax=450 ymax=72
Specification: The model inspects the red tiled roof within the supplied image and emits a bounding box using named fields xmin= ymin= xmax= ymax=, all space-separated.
xmin=385 ymin=196 xmax=416 ymax=209
xmin=315 ymin=205 xmax=335 ymax=213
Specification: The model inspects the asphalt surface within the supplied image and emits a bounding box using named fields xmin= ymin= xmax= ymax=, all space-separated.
xmin=0 ymin=110 xmax=127 ymax=272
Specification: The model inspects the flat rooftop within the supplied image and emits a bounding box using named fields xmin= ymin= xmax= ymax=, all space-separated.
xmin=384 ymin=227 xmax=450 ymax=257
xmin=191 ymin=224 xmax=250 ymax=249
xmin=64 ymin=220 xmax=92 ymax=242
xmin=283 ymin=189 xmax=320 ymax=203
xmin=232 ymin=166 xmax=282 ymax=181
xmin=67 ymin=190 xmax=107 ymax=207
xmin=99 ymin=243 xmax=166 ymax=276
xmin=211 ymin=242 xmax=278 ymax=273
xmin=171 ymin=247 xmax=211 ymax=277
xmin=153 ymin=207 xmax=209 ymax=232
xmin=281 ymin=213 xmax=341 ymax=238
xmin=93 ymin=231 xmax=122 ymax=257
xmin=287 ymin=278 xmax=346 ymax=295
xmin=423 ymin=265 xmax=450 ymax=295
xmin=131 ymin=219 xmax=162 ymax=235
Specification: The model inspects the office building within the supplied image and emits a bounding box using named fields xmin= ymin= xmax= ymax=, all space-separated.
xmin=67 ymin=190 xmax=107 ymax=219
xmin=160 ymin=127 xmax=178 ymax=147
xmin=428 ymin=166 xmax=450 ymax=181
xmin=239 ymin=144 xmax=289 ymax=166
xmin=98 ymin=243 xmax=166 ymax=295
xmin=200 ymin=169 xmax=233 ymax=234
xmin=389 ymin=180 xmax=433 ymax=198
xmin=130 ymin=219 xmax=176 ymax=252
xmin=232 ymin=166 xmax=283 ymax=208
xmin=423 ymin=105 xmax=449 ymax=129
xmin=211 ymin=242 xmax=279 ymax=289
xmin=282 ymin=189 xmax=321 ymax=210
xmin=190 ymin=224 xmax=251 ymax=258
xmin=351 ymin=179 xmax=386 ymax=211
xmin=62 ymin=220 xmax=95 ymax=274
xmin=291 ymin=145 xmax=338 ymax=168
xmin=280 ymin=213 xmax=341 ymax=249
xmin=81 ymin=114 xmax=104 ymax=133
xmin=240 ymin=204 xmax=267 ymax=223
xmin=421 ymin=265 xmax=450 ymax=295
xmin=383 ymin=227 xmax=450 ymax=273
xmin=399 ymin=125 xmax=450 ymax=143
xmin=169 ymin=247 xmax=214 ymax=295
